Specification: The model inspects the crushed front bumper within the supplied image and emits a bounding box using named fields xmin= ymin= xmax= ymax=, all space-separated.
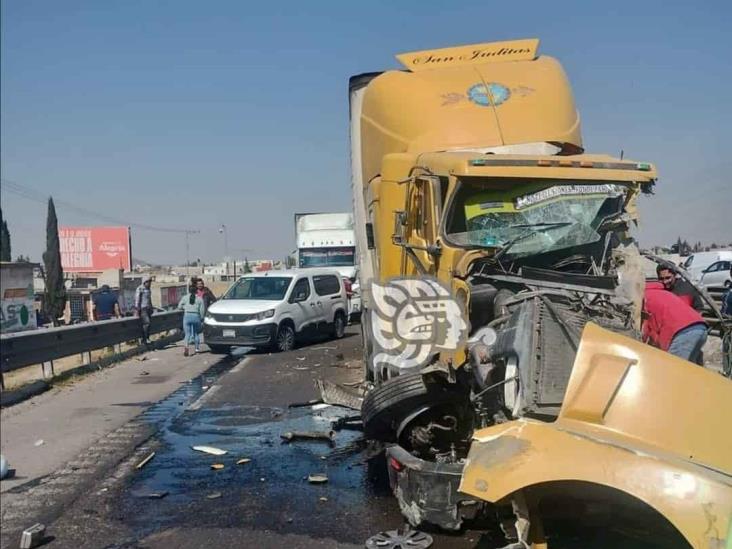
xmin=385 ymin=444 xmax=479 ymax=531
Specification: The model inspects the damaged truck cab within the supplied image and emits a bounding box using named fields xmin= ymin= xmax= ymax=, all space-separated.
xmin=351 ymin=39 xmax=731 ymax=547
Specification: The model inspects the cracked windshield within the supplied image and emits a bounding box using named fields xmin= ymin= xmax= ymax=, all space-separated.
xmin=446 ymin=179 xmax=626 ymax=257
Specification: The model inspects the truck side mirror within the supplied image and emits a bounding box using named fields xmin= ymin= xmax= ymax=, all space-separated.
xmin=392 ymin=210 xmax=407 ymax=245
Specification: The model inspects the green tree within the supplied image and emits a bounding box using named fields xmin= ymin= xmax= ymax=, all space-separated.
xmin=42 ymin=198 xmax=66 ymax=326
xmin=0 ymin=207 xmax=11 ymax=262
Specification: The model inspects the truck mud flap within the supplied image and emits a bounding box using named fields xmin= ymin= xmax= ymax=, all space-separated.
xmin=385 ymin=444 xmax=479 ymax=531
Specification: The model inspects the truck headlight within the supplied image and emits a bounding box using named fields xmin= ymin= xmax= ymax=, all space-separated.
xmin=256 ymin=309 xmax=275 ymax=321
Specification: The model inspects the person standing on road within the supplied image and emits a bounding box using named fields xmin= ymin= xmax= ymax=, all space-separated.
xmin=93 ymin=285 xmax=121 ymax=320
xmin=642 ymin=282 xmax=708 ymax=365
xmin=195 ymin=278 xmax=217 ymax=312
xmin=178 ymin=284 xmax=205 ymax=356
xmin=135 ymin=276 xmax=154 ymax=345
xmin=342 ymin=276 xmax=353 ymax=324
xmin=657 ymin=265 xmax=704 ymax=311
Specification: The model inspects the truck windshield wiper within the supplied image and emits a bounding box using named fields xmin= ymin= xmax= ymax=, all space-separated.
xmin=494 ymin=222 xmax=572 ymax=261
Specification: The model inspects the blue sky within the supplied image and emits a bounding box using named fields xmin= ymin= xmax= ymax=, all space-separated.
xmin=2 ymin=0 xmax=731 ymax=264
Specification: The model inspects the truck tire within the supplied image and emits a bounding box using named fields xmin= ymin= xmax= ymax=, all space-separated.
xmin=361 ymin=373 xmax=465 ymax=441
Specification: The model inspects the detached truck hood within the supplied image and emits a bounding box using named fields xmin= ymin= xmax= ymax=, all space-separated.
xmin=459 ymin=323 xmax=732 ymax=548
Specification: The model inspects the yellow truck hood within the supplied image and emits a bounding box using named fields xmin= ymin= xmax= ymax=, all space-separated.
xmin=459 ymin=323 xmax=732 ymax=548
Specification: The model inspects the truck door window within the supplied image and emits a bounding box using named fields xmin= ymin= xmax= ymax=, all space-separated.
xmin=415 ymin=179 xmax=435 ymax=242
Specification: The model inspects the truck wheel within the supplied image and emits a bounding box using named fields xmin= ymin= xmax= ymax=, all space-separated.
xmin=361 ymin=373 xmax=465 ymax=441
xmin=273 ymin=323 xmax=296 ymax=352
xmin=331 ymin=312 xmax=346 ymax=339
xmin=208 ymin=344 xmax=231 ymax=355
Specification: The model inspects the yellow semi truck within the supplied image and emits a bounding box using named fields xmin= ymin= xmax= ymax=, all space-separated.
xmin=350 ymin=39 xmax=731 ymax=547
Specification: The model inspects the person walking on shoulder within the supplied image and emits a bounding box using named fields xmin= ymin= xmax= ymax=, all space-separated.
xmin=135 ymin=276 xmax=154 ymax=345
xmin=178 ymin=284 xmax=205 ymax=356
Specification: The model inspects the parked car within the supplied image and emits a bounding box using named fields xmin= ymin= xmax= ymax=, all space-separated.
xmin=682 ymin=250 xmax=732 ymax=281
xmin=202 ymin=269 xmax=348 ymax=354
xmin=699 ymin=260 xmax=732 ymax=289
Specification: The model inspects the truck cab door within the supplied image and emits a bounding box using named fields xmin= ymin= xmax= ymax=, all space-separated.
xmin=403 ymin=176 xmax=441 ymax=275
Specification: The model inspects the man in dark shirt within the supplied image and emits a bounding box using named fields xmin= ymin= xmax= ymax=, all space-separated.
xmin=657 ymin=265 xmax=704 ymax=312
xmin=93 ymin=285 xmax=121 ymax=320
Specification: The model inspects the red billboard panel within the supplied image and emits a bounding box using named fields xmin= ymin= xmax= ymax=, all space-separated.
xmin=59 ymin=226 xmax=132 ymax=272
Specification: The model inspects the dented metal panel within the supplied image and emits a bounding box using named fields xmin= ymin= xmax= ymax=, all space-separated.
xmin=460 ymin=323 xmax=732 ymax=548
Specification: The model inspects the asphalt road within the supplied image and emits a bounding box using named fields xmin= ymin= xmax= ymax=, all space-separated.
xmin=1 ymin=329 xmax=494 ymax=548
xmin=1 ymin=327 xmax=688 ymax=548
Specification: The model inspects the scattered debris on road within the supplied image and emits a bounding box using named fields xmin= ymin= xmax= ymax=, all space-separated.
xmin=331 ymin=415 xmax=362 ymax=431
xmin=192 ymin=445 xmax=227 ymax=456
xmin=307 ymin=473 xmax=328 ymax=484
xmin=142 ymin=491 xmax=168 ymax=499
xmin=365 ymin=527 xmax=433 ymax=549
xmin=288 ymin=398 xmax=324 ymax=409
xmin=19 ymin=523 xmax=46 ymax=549
xmin=34 ymin=439 xmax=44 ymax=447
xmin=135 ymin=451 xmax=156 ymax=470
xmin=236 ymin=458 xmax=251 ymax=465
xmin=281 ymin=430 xmax=335 ymax=443
xmin=316 ymin=379 xmax=363 ymax=409
xmin=311 ymin=403 xmax=331 ymax=410
xmin=319 ymin=496 xmax=328 ymax=502
xmin=206 ymin=492 xmax=222 ymax=500
xmin=210 ymin=463 xmax=225 ymax=470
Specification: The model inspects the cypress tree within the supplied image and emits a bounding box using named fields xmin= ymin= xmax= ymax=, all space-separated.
xmin=43 ymin=198 xmax=66 ymax=325
xmin=0 ymin=207 xmax=11 ymax=261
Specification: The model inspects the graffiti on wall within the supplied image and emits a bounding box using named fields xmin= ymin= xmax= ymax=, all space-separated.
xmin=1 ymin=284 xmax=37 ymax=332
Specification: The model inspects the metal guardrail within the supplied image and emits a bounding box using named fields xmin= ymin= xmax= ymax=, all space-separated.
xmin=0 ymin=311 xmax=183 ymax=379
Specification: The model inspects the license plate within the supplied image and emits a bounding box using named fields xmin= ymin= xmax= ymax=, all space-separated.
xmin=222 ymin=329 xmax=236 ymax=338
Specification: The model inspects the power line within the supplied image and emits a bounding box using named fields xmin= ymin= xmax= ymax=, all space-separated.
xmin=1 ymin=178 xmax=199 ymax=234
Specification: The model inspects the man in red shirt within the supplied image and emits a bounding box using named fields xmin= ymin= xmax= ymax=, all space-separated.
xmin=642 ymin=282 xmax=707 ymax=365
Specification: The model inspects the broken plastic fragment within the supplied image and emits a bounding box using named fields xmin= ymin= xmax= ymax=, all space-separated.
xmin=206 ymin=491 xmax=222 ymax=499
xmin=136 ymin=451 xmax=156 ymax=470
xmin=210 ymin=463 xmax=225 ymax=470
xmin=192 ymin=445 xmax=227 ymax=456
xmin=308 ymin=473 xmax=328 ymax=484
xmin=236 ymin=458 xmax=251 ymax=465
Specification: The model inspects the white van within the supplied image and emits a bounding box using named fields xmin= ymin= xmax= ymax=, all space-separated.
xmin=202 ymin=269 xmax=349 ymax=354
xmin=682 ymin=251 xmax=732 ymax=281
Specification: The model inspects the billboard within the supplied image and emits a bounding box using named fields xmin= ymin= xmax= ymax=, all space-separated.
xmin=59 ymin=226 xmax=132 ymax=272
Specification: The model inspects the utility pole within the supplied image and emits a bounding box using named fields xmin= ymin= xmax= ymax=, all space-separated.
xmin=219 ymin=225 xmax=228 ymax=279
xmin=184 ymin=230 xmax=200 ymax=278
